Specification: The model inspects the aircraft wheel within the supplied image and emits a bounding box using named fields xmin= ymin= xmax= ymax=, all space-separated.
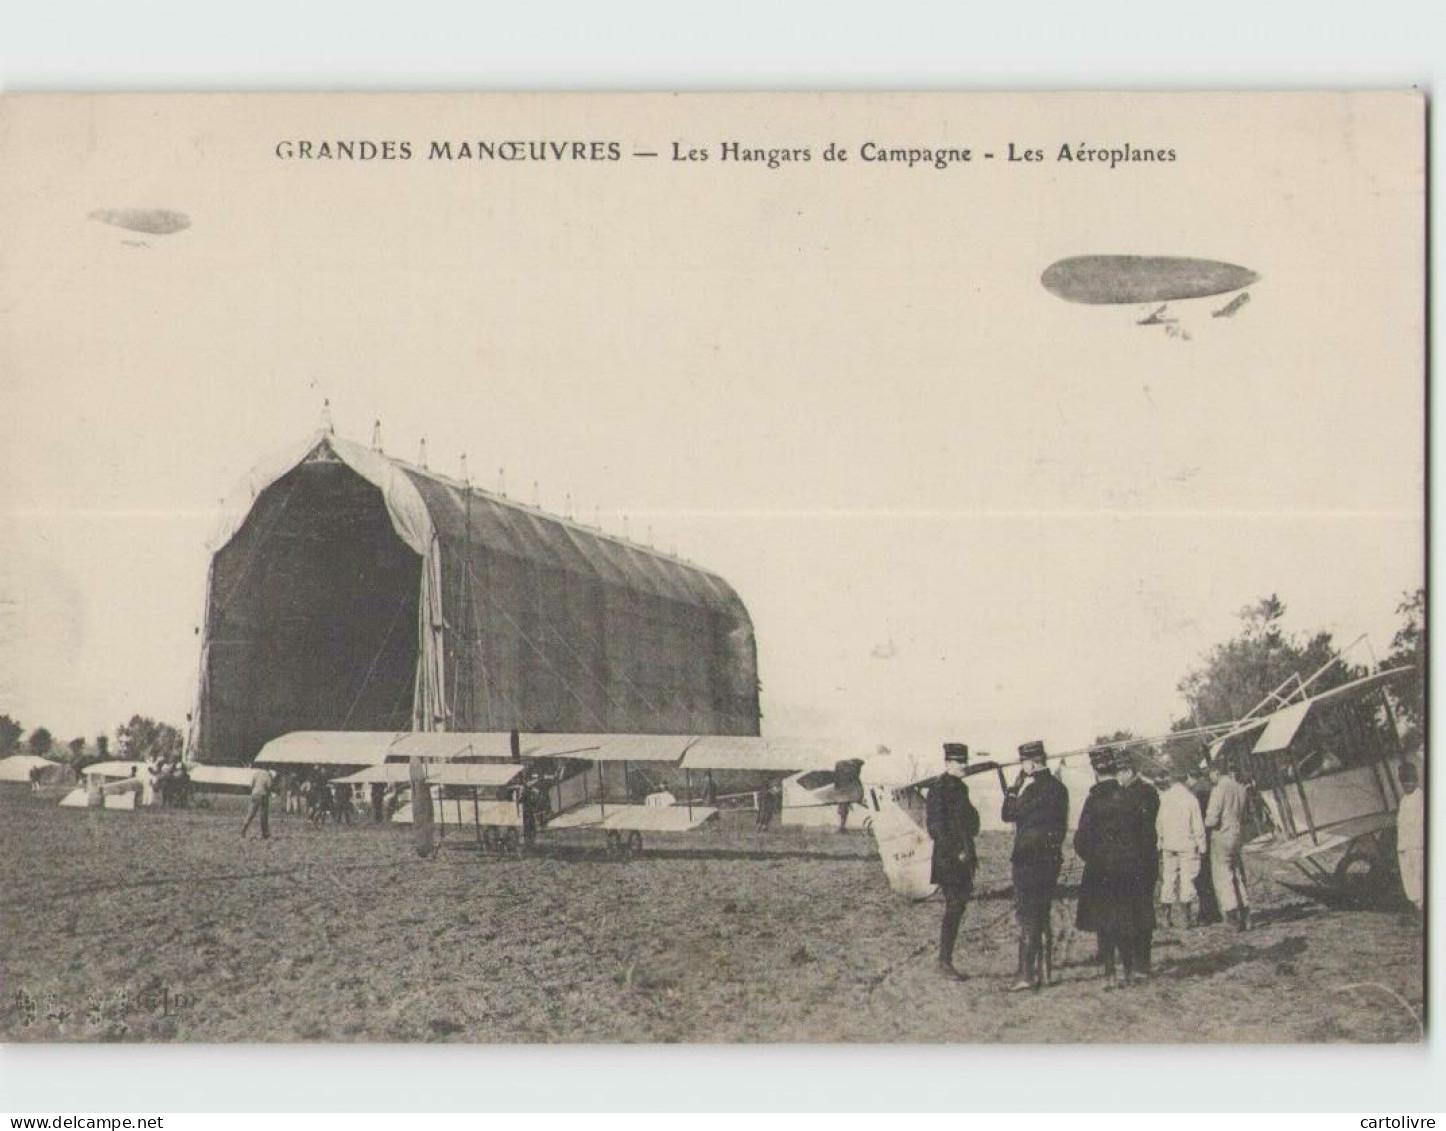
xmin=625 ymin=831 xmax=644 ymax=859
xmin=1331 ymin=832 xmax=1391 ymax=904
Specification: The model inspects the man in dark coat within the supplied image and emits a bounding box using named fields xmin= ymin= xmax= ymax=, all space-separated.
xmin=926 ymin=742 xmax=981 ymax=980
xmin=1118 ymin=757 xmax=1161 ymax=977
xmin=1001 ymin=739 xmax=1070 ymax=991
xmin=1074 ymin=746 xmax=1157 ymax=988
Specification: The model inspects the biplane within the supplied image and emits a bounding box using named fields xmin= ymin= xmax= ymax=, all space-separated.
xmin=58 ymin=760 xmax=258 ymax=808
xmin=1207 ymin=666 xmax=1416 ymax=906
xmin=0 ymin=754 xmax=66 ymax=785
xmin=254 ymin=729 xmax=960 ymax=883
xmin=247 ymin=729 xmax=1137 ymax=894
xmin=248 ymin=724 xmax=1220 ymax=896
xmin=59 ymin=761 xmax=148 ymax=809
xmin=255 ymin=730 xmax=844 ymax=860
xmin=247 ymin=659 xmax=1420 ymax=904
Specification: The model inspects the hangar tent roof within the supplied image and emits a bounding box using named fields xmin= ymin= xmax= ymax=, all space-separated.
xmin=196 ymin=432 xmax=759 ymax=765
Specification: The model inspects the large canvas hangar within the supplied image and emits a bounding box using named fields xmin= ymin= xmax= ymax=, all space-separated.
xmin=194 ymin=433 xmax=761 ymax=766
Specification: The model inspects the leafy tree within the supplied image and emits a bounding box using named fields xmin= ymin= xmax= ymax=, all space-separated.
xmin=1385 ymin=586 xmax=1425 ymax=751
xmin=1091 ymin=728 xmax=1168 ymax=777
xmin=1159 ymin=717 xmax=1215 ymax=779
xmin=96 ymin=735 xmax=109 ymax=760
xmin=116 ymin=716 xmax=183 ymax=762
xmin=27 ymin=727 xmax=53 ymax=757
xmin=1177 ymin=594 xmax=1362 ymax=728
xmin=0 ymin=715 xmax=21 ymax=756
xmin=68 ymin=737 xmax=85 ymax=761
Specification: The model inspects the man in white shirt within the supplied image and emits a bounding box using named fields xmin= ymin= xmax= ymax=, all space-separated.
xmin=1395 ymin=761 xmax=1423 ymax=915
xmin=1205 ymin=762 xmax=1251 ymax=930
xmin=1156 ymin=770 xmax=1206 ymax=929
xmin=241 ymin=766 xmax=273 ymax=839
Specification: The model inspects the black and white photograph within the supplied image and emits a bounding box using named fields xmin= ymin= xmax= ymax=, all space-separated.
xmin=0 ymin=91 xmax=1426 ymax=1046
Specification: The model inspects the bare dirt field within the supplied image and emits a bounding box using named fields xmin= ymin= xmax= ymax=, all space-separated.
xmin=0 ymin=784 xmax=1424 ymax=1043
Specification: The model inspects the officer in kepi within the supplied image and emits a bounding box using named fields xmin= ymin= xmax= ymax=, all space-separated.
xmin=1001 ymin=740 xmax=1070 ymax=991
xmin=926 ymin=742 xmax=982 ymax=981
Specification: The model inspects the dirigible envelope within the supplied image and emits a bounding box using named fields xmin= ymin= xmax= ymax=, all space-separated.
xmin=1041 ymin=255 xmax=1258 ymax=304
xmin=88 ymin=208 xmax=192 ymax=236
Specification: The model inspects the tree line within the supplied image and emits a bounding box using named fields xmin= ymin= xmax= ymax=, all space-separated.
xmin=0 ymin=714 xmax=185 ymax=775
xmin=1095 ymin=588 xmax=1425 ymax=775
xmin=0 ymin=587 xmax=1426 ymax=778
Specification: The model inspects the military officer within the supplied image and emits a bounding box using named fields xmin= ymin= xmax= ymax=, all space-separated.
xmin=1001 ymin=739 xmax=1070 ymax=990
xmin=926 ymin=742 xmax=982 ymax=981
xmin=1075 ymin=746 xmax=1157 ymax=988
xmin=1117 ymin=753 xmax=1161 ymax=977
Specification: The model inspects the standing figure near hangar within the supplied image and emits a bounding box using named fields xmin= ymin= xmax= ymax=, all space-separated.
xmin=193 ymin=432 xmax=760 ymax=766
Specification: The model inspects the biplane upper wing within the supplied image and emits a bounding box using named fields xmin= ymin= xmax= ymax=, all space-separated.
xmin=78 ymin=760 xmax=147 ymax=778
xmin=422 ymin=764 xmax=525 ymax=788
xmin=678 ymin=735 xmax=870 ymax=772
xmin=187 ymin=765 xmax=258 ymax=789
xmin=1249 ymin=666 xmax=1415 ymax=757
xmin=331 ymin=763 xmax=416 ymax=784
xmin=519 ymin=733 xmax=698 ymax=763
xmin=256 ymin=729 xmax=882 ymax=773
xmin=331 ymin=763 xmax=524 ymax=787
xmin=256 ymin=730 xmax=519 ymax=766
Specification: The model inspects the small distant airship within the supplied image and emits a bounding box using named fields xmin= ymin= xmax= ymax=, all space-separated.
xmin=88 ymin=208 xmax=192 ymax=236
xmin=1042 ymin=255 xmax=1257 ymax=305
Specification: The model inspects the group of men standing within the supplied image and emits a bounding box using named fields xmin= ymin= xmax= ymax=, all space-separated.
xmin=926 ymin=739 xmax=1256 ymax=989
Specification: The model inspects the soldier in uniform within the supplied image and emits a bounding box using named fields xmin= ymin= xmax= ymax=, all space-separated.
xmin=1117 ymin=753 xmax=1161 ymax=977
xmin=1001 ymin=739 xmax=1070 ymax=991
xmin=925 ymin=742 xmax=981 ymax=981
xmin=1074 ymin=746 xmax=1157 ymax=988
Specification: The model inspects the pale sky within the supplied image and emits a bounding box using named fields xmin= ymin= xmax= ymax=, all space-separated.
xmin=0 ymin=93 xmax=1425 ymax=757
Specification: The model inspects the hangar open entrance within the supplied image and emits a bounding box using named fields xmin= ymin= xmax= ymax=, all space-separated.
xmin=201 ymin=447 xmax=422 ymax=766
xmin=194 ymin=432 xmax=760 ymax=766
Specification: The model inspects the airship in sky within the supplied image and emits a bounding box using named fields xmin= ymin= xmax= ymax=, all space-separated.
xmin=88 ymin=208 xmax=192 ymax=236
xmin=1042 ymin=255 xmax=1258 ymax=305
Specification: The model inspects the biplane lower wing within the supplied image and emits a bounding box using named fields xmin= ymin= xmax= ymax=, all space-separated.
xmin=391 ymin=798 xmax=523 ymax=827
xmin=592 ymin=805 xmax=718 ymax=833
xmin=59 ymin=787 xmax=137 ymax=810
xmin=541 ymin=803 xmax=718 ymax=833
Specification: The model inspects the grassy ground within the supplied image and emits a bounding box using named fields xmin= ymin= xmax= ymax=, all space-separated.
xmin=0 ymin=784 xmax=1424 ymax=1043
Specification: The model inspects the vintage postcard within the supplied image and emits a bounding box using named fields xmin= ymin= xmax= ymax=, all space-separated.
xmin=0 ymin=92 xmax=1425 ymax=1043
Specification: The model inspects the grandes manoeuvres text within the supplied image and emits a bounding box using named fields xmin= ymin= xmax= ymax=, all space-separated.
xmin=272 ymin=139 xmax=1178 ymax=170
